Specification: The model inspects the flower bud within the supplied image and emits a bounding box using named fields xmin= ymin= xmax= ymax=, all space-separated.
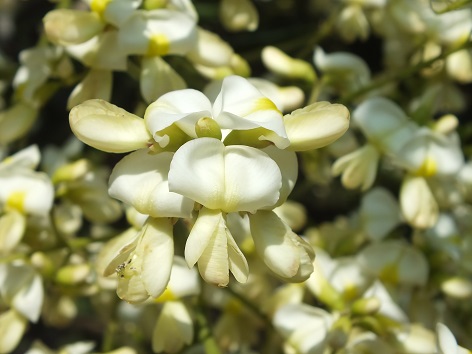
xmin=262 ymin=46 xmax=316 ymax=82
xmin=284 ymin=101 xmax=350 ymax=151
xmin=195 ymin=117 xmax=222 ymax=140
xmin=43 ymin=9 xmax=104 ymax=46
xmin=219 ymin=0 xmax=259 ymax=32
xmin=0 ymin=102 xmax=37 ymax=145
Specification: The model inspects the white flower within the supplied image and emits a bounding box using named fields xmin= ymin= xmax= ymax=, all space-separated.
xmin=145 ymin=75 xmax=289 ymax=149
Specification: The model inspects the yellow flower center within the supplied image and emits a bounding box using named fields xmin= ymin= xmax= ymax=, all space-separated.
xmin=415 ymin=156 xmax=437 ymax=177
xmin=90 ymin=0 xmax=111 ymax=17
xmin=253 ymin=97 xmax=281 ymax=114
xmin=379 ymin=263 xmax=399 ymax=284
xmin=155 ymin=288 xmax=177 ymax=303
xmin=6 ymin=190 xmax=26 ymax=213
xmin=146 ymin=34 xmax=170 ymax=57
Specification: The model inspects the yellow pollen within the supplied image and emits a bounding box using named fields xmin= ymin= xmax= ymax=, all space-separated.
xmin=379 ymin=263 xmax=399 ymax=284
xmin=90 ymin=0 xmax=111 ymax=17
xmin=415 ymin=156 xmax=437 ymax=177
xmin=253 ymin=98 xmax=281 ymax=114
xmin=146 ymin=34 xmax=170 ymax=57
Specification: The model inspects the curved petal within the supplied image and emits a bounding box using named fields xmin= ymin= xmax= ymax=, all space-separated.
xmin=262 ymin=146 xmax=298 ymax=208
xmin=185 ymin=207 xmax=221 ymax=267
xmin=249 ymin=210 xmax=300 ymax=278
xmin=400 ymin=175 xmax=438 ymax=229
xmin=139 ymin=217 xmax=174 ymax=298
xmin=169 ymin=138 xmax=225 ymax=210
xmin=0 ymin=170 xmax=54 ymax=216
xmin=140 ymin=56 xmax=187 ymax=104
xmin=169 ymin=138 xmax=282 ymax=212
xmin=0 ymin=309 xmax=28 ymax=354
xmin=213 ymin=76 xmax=288 ymax=141
xmin=0 ymin=211 xmax=26 ymax=253
xmin=144 ymin=89 xmax=212 ymax=138
xmin=284 ymin=101 xmax=350 ymax=151
xmin=69 ymin=99 xmax=151 ymax=153
xmin=108 ymin=149 xmax=193 ymax=218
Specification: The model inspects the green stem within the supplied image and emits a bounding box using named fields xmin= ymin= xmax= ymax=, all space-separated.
xmin=339 ymin=38 xmax=472 ymax=104
xmin=225 ymin=286 xmax=274 ymax=330
xmin=195 ymin=301 xmax=222 ymax=354
xmin=101 ymin=320 xmax=117 ymax=352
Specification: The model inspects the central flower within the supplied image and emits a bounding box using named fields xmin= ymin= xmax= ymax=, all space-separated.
xmin=168 ymin=137 xmax=283 ymax=286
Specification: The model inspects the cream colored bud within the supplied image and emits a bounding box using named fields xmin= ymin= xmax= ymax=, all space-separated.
xmin=351 ymin=296 xmax=381 ymax=316
xmin=262 ymin=46 xmax=316 ymax=82
xmin=441 ymin=276 xmax=472 ymax=299
xmin=230 ymin=53 xmax=251 ymax=77
xmin=219 ymin=0 xmax=259 ymax=32
xmin=55 ymin=263 xmax=91 ymax=285
xmin=0 ymin=309 xmax=28 ymax=354
xmin=284 ymin=101 xmax=350 ymax=151
xmin=433 ymin=114 xmax=459 ymax=134
xmin=0 ymin=102 xmax=37 ymax=145
xmin=52 ymin=159 xmax=91 ymax=184
xmin=195 ymin=117 xmax=222 ymax=140
xmin=43 ymin=9 xmax=105 ymax=46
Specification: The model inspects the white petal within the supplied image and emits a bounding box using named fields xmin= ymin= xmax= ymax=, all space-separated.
xmin=213 ymin=76 xmax=288 ymax=141
xmin=0 ymin=170 xmax=54 ymax=216
xmin=400 ymin=175 xmax=438 ymax=229
xmin=0 ymin=309 xmax=28 ymax=354
xmin=361 ymin=187 xmax=401 ymax=240
xmin=169 ymin=138 xmax=225 ymax=210
xmin=226 ymin=230 xmax=249 ymax=283
xmin=284 ymin=101 xmax=350 ymax=151
xmin=197 ymin=217 xmax=230 ymax=287
xmin=249 ymin=210 xmax=300 ymax=278
xmin=165 ymin=256 xmax=200 ymax=299
xmin=152 ymin=301 xmax=193 ymax=353
xmin=169 ymin=138 xmax=282 ymax=212
xmin=12 ymin=273 xmax=43 ymax=322
xmin=67 ymin=69 xmax=112 ymax=110
xmin=223 ymin=144 xmax=282 ymax=212
xmin=140 ymin=56 xmax=187 ymax=104
xmin=108 ymin=149 xmax=193 ymax=218
xmin=261 ymin=146 xmax=298 ymax=208
xmin=144 ymin=89 xmax=212 ymax=138
xmin=103 ymin=0 xmax=141 ymax=27
xmin=436 ymin=323 xmax=458 ymax=354
xmin=69 ymin=99 xmax=151 ymax=153
xmin=184 ymin=207 xmax=222 ymax=268
xmin=139 ymin=218 xmax=174 ymax=298
xmin=0 ymin=211 xmax=26 ymax=253
xmin=0 ymin=145 xmax=40 ymax=171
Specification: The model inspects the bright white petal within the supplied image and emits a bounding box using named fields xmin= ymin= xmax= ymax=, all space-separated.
xmin=213 ymin=76 xmax=287 ymax=140
xmin=109 ymin=149 xmax=193 ymax=218
xmin=144 ymin=89 xmax=212 ymax=138
xmin=12 ymin=273 xmax=43 ymax=322
xmin=169 ymin=138 xmax=226 ymax=210
xmin=69 ymin=99 xmax=151 ymax=153
xmin=223 ymin=144 xmax=282 ymax=212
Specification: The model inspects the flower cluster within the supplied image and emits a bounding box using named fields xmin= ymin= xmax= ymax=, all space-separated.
xmin=1 ymin=0 xmax=472 ymax=353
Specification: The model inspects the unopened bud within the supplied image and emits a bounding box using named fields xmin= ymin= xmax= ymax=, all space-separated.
xmin=262 ymin=46 xmax=316 ymax=82
xmin=52 ymin=159 xmax=91 ymax=184
xmin=195 ymin=117 xmax=222 ymax=140
xmin=351 ymin=296 xmax=381 ymax=316
xmin=55 ymin=263 xmax=91 ymax=285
